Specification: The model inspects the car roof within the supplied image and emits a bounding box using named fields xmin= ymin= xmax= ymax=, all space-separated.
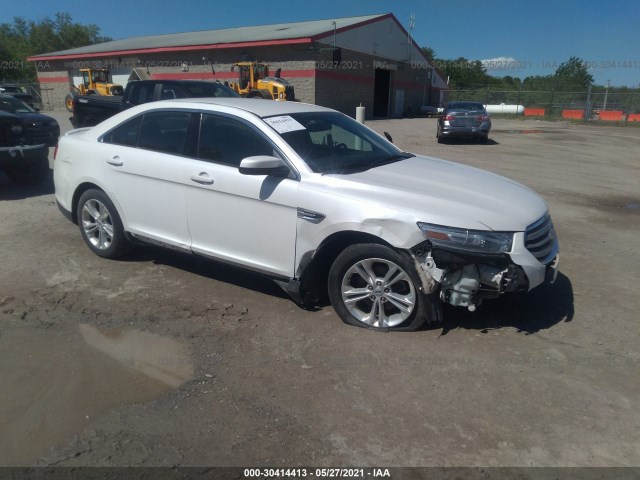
xmin=157 ymin=97 xmax=336 ymax=118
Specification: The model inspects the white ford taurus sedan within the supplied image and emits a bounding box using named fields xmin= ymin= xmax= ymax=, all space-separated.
xmin=54 ymin=98 xmax=559 ymax=331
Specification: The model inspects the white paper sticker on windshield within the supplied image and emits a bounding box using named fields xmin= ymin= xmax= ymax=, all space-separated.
xmin=264 ymin=115 xmax=306 ymax=134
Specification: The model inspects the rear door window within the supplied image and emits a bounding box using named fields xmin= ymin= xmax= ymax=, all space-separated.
xmin=137 ymin=111 xmax=198 ymax=156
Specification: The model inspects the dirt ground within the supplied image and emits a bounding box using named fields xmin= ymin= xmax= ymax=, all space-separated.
xmin=1 ymin=111 xmax=639 ymax=467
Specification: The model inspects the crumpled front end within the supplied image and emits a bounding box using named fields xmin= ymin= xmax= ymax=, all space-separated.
xmin=412 ymin=214 xmax=559 ymax=311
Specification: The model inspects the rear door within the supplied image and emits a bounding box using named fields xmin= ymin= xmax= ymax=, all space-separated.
xmin=101 ymin=110 xmax=197 ymax=249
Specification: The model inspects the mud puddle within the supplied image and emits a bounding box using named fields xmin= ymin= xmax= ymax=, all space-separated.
xmin=0 ymin=324 xmax=193 ymax=465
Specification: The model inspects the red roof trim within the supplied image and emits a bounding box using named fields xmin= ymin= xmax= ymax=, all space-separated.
xmin=151 ymin=69 xmax=315 ymax=80
xmin=37 ymin=76 xmax=68 ymax=83
xmin=27 ymin=37 xmax=312 ymax=62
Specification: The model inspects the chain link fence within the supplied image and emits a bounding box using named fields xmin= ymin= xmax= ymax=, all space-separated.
xmin=447 ymin=87 xmax=640 ymax=123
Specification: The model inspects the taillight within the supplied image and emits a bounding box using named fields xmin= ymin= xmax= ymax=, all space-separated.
xmin=477 ymin=114 xmax=489 ymax=122
xmin=53 ymin=144 xmax=58 ymax=160
xmin=444 ymin=114 xmax=455 ymax=121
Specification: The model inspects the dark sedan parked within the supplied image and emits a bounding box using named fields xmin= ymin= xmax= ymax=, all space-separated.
xmin=0 ymin=95 xmax=58 ymax=184
xmin=0 ymin=85 xmax=34 ymax=107
xmin=0 ymin=95 xmax=60 ymax=147
xmin=437 ymin=101 xmax=491 ymax=143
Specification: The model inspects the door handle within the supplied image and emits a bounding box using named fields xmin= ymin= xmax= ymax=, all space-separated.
xmin=106 ymin=156 xmax=123 ymax=166
xmin=190 ymin=173 xmax=214 ymax=185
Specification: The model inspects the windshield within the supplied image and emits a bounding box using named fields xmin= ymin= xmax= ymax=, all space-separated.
xmin=92 ymin=71 xmax=108 ymax=83
xmin=446 ymin=102 xmax=485 ymax=111
xmin=1 ymin=86 xmax=23 ymax=93
xmin=266 ymin=112 xmax=408 ymax=174
xmin=0 ymin=96 xmax=35 ymax=114
xmin=182 ymin=82 xmax=240 ymax=98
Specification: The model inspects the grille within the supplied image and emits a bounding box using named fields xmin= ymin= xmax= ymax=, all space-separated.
xmin=0 ymin=120 xmax=21 ymax=146
xmin=525 ymin=214 xmax=558 ymax=264
xmin=25 ymin=124 xmax=58 ymax=145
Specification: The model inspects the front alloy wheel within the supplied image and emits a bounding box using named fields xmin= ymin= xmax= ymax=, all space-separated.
xmin=341 ymin=258 xmax=416 ymax=328
xmin=328 ymin=244 xmax=439 ymax=331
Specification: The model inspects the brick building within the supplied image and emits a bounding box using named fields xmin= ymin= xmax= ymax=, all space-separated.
xmin=28 ymin=13 xmax=447 ymax=117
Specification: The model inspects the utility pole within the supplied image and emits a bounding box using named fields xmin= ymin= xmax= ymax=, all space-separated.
xmin=603 ymin=79 xmax=611 ymax=111
xmin=585 ymin=84 xmax=592 ymax=121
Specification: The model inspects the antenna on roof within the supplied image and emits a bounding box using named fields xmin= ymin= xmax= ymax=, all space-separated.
xmin=407 ymin=13 xmax=416 ymax=60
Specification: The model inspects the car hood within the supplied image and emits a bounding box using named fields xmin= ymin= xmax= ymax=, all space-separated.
xmin=0 ymin=110 xmax=19 ymax=121
xmin=16 ymin=112 xmax=58 ymax=126
xmin=319 ymin=155 xmax=548 ymax=231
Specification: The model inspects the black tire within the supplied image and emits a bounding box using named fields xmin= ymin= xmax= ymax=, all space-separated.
xmin=64 ymin=94 xmax=74 ymax=112
xmin=328 ymin=243 xmax=440 ymax=331
xmin=4 ymin=155 xmax=50 ymax=185
xmin=77 ymin=189 xmax=132 ymax=259
xmin=437 ymin=135 xmax=444 ymax=144
xmin=480 ymin=135 xmax=489 ymax=144
xmin=246 ymin=90 xmax=268 ymax=99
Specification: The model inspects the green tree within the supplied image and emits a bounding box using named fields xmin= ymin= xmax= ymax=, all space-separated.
xmin=0 ymin=13 xmax=111 ymax=81
xmin=437 ymin=57 xmax=493 ymax=89
xmin=420 ymin=46 xmax=436 ymax=63
xmin=554 ymin=56 xmax=593 ymax=91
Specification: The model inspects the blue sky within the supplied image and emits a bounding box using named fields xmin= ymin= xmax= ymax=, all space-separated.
xmin=4 ymin=0 xmax=640 ymax=87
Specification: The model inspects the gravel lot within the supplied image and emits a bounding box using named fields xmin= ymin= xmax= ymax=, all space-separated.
xmin=1 ymin=110 xmax=639 ymax=467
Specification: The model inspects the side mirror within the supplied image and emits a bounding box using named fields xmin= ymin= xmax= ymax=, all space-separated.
xmin=239 ymin=156 xmax=290 ymax=177
xmin=384 ymin=131 xmax=393 ymax=143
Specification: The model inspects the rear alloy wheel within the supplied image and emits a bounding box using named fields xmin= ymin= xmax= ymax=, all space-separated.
xmin=328 ymin=244 xmax=438 ymax=331
xmin=4 ymin=155 xmax=50 ymax=185
xmin=77 ymin=189 xmax=131 ymax=259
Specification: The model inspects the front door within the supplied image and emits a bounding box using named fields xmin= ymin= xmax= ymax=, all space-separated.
xmin=184 ymin=113 xmax=299 ymax=277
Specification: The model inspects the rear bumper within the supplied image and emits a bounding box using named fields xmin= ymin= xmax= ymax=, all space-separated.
xmin=440 ymin=119 xmax=492 ymax=138
xmin=440 ymin=126 xmax=491 ymax=137
xmin=56 ymin=199 xmax=75 ymax=223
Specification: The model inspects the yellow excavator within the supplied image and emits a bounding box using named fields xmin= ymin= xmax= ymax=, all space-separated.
xmin=228 ymin=62 xmax=296 ymax=101
xmin=65 ymin=68 xmax=124 ymax=112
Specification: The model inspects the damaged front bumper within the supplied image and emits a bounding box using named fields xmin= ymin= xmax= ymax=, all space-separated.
xmin=411 ymin=233 xmax=559 ymax=311
xmin=0 ymin=143 xmax=49 ymax=165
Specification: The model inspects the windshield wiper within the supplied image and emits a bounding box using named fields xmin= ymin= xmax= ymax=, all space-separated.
xmin=335 ymin=152 xmax=415 ymax=173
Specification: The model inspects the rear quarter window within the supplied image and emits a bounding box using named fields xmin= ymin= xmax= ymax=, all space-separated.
xmin=102 ymin=116 xmax=142 ymax=147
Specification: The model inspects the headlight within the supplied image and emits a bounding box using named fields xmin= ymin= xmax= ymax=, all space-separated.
xmin=10 ymin=124 xmax=23 ymax=134
xmin=418 ymin=222 xmax=513 ymax=254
